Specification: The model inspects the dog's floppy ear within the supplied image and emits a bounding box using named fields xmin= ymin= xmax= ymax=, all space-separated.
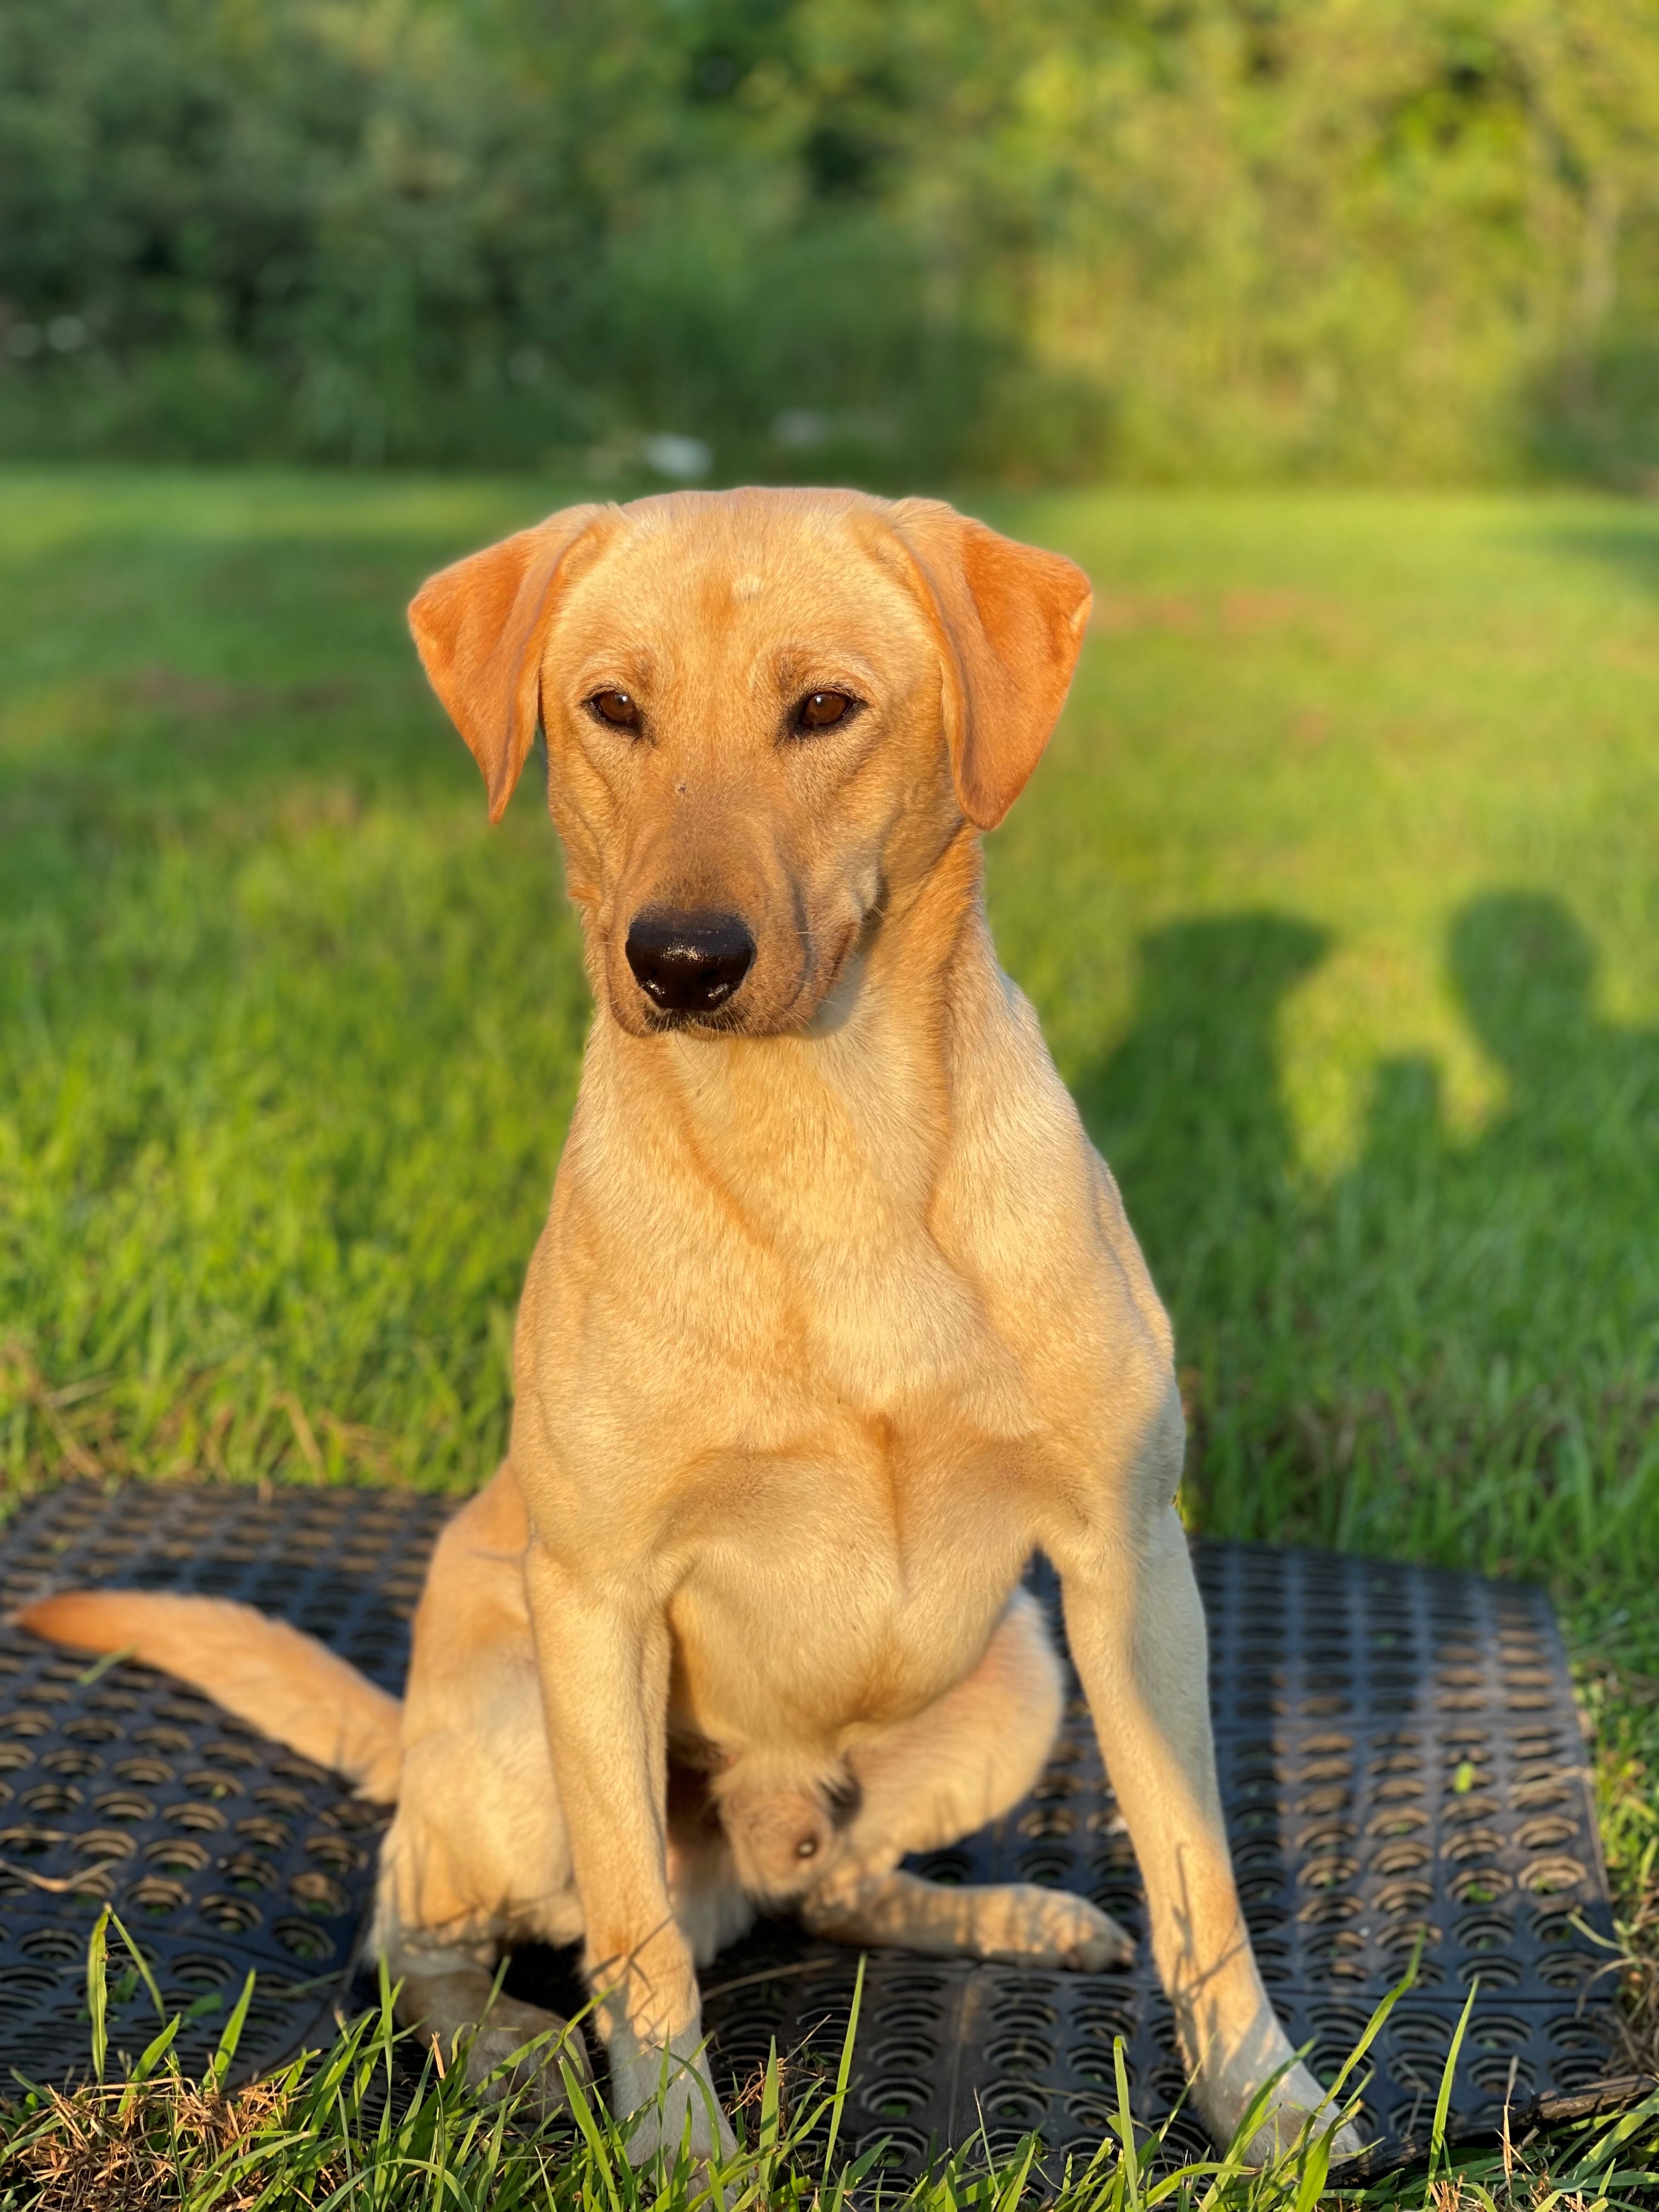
xmin=409 ymin=504 xmax=606 ymax=821
xmin=889 ymin=499 xmax=1092 ymax=831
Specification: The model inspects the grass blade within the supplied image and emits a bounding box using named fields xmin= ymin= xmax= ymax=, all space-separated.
xmin=1113 ymin=2034 xmax=1140 ymax=2202
xmin=86 ymin=1904 xmax=110 ymax=2085
xmin=211 ymin=1968 xmax=256 ymax=2089
xmin=1429 ymin=1974 xmax=1479 ymax=2175
xmin=819 ymin=1950 xmax=865 ymax=2192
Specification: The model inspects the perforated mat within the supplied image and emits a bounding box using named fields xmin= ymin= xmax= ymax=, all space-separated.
xmin=0 ymin=1482 xmax=1634 ymax=2175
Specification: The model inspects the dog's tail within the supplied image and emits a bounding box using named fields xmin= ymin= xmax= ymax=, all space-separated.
xmin=16 ymin=1590 xmax=403 ymax=1802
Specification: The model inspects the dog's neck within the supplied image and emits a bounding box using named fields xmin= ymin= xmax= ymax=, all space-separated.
xmin=581 ymin=834 xmax=999 ymax=1233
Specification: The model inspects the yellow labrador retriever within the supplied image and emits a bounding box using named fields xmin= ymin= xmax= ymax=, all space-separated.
xmin=23 ymin=489 xmax=1353 ymax=2166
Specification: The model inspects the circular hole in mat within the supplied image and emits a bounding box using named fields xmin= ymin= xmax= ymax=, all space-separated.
xmin=111 ymin=1757 xmax=173 ymax=1787
xmin=1379 ymin=1923 xmax=1445 ymax=1972
xmin=982 ymin=2085 xmax=1048 ymax=2126
xmin=1516 ymin=1815 xmax=1577 ymax=1851
xmin=1530 ymin=1909 xmax=1587 ymax=1946
xmin=19 ymin=1928 xmax=81 ymax=1963
xmin=1549 ymin=2019 xmax=1611 ymax=2056
xmin=73 ymin=1829 xmax=133 ymax=1861
xmin=861 ymin=2075 xmax=932 ymax=2119
xmin=1520 ymin=1857 xmax=1587 ymax=1897
xmin=1018 ymin=1806 xmax=1075 ymax=1840
xmin=92 ymin=1792 xmax=154 ymax=1824
xmin=1444 ymin=1826 xmax=1504 ymax=1864
xmin=0 ymin=1826 xmax=58 ymax=1860
xmin=289 ymin=1871 xmax=351 ymax=1917
xmin=200 ymin=1894 xmax=262 ymax=1935
xmin=1375 ymin=1842 xmax=1432 ymax=1878
xmin=18 ymin=1783 xmax=82 ymax=1816
xmin=1451 ymin=1867 xmax=1512 ymax=1905
xmin=1452 ymin=1910 xmax=1515 ymax=1953
xmin=221 ymin=1852 xmax=279 ymax=1893
xmin=0 ymin=1966 xmax=59 ymax=1997
xmin=870 ymin=2034 xmax=938 ymax=2072
xmin=863 ymin=2125 xmax=927 ymax=2170
xmin=127 ymin=1877 xmax=188 ymax=1918
xmin=143 ymin=1837 xmax=209 ymax=1875
xmin=306 ymin=1832 xmax=365 ymax=1872
xmin=1468 ymin=2013 xmax=1529 ymax=2054
xmin=169 ymin=1953 xmax=234 ymax=1991
xmin=183 ymin=1769 xmax=243 ymax=1802
xmin=986 ymin=1994 xmax=1059 ymax=2031
xmin=1064 ymin=2092 xmax=1116 ymax=2130
xmin=1537 ymin=1951 xmax=1595 ymax=1989
xmin=166 ymin=1802 xmax=227 ymax=1835
xmin=1376 ymin=1878 xmax=1435 ymax=1917
xmin=1367 ymin=1806 xmax=1427 ymax=1839
xmin=1551 ymin=2055 xmax=1614 ymax=2090
xmin=200 ymin=1741 xmax=259 ymax=1770
xmin=879 ymin=1970 xmax=950 ymax=2000
xmin=1073 ymin=1998 xmax=1136 ymax=2039
xmin=272 ymin=1917 xmax=336 ymax=1962
xmin=1015 ymin=1848 xmax=1073 ymax=1885
xmin=1391 ymin=2007 xmax=1452 ymax=2056
xmin=1056 ymin=2135 xmax=1113 ymax=2173
xmin=132 ymin=1728 xmax=190 ymax=1756
xmin=1309 ymin=2002 xmax=1370 ymax=2042
xmin=1470 ymin=2054 xmax=1536 ymax=2098
xmin=1457 ymin=1953 xmax=1521 ymax=1989
xmin=984 ymin=2033 xmax=1054 ymax=2074
xmin=1070 ymin=2052 xmax=1120 ymax=2088
xmin=236 ymin=1817 xmax=291 ymax=1852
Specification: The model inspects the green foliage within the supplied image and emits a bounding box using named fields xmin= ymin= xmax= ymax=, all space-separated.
xmin=8 ymin=2 xmax=1659 ymax=479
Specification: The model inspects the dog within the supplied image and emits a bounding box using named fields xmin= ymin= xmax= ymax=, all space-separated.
xmin=22 ymin=489 xmax=1356 ymax=2167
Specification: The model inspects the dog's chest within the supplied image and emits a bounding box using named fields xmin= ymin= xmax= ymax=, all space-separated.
xmin=665 ymin=1416 xmax=1043 ymax=1746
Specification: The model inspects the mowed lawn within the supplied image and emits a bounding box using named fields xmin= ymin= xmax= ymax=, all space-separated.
xmin=1 ymin=471 xmax=1656 ymax=1934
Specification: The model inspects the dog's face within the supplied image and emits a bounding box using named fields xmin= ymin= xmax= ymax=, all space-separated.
xmin=410 ymin=489 xmax=1090 ymax=1037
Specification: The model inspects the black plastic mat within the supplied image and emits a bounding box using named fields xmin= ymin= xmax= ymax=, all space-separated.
xmin=0 ymin=1482 xmax=1633 ymax=2174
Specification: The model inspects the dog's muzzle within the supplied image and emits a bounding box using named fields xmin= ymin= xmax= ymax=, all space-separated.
xmin=625 ymin=907 xmax=755 ymax=1018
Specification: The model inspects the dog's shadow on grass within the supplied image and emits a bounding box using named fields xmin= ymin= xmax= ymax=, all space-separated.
xmin=1069 ymin=895 xmax=1659 ymax=1564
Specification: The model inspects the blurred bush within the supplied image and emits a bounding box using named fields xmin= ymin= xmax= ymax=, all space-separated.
xmin=5 ymin=0 xmax=1659 ymax=482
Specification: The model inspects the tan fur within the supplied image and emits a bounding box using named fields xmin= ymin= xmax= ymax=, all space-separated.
xmin=21 ymin=489 xmax=1355 ymax=2168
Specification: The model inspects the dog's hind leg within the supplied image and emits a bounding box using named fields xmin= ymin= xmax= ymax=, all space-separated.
xmin=373 ymin=1468 xmax=592 ymax=2116
xmin=800 ymin=1587 xmax=1133 ymax=1968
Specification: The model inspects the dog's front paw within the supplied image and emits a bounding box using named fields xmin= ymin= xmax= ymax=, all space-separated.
xmin=461 ymin=1996 xmax=591 ymax=2119
xmin=1238 ymin=2060 xmax=1363 ymax=2167
xmin=980 ymin=1883 xmax=1136 ymax=1970
xmin=607 ymin=2022 xmax=736 ymax=2168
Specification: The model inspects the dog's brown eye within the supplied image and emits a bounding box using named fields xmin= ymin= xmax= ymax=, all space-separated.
xmin=795 ymin=1835 xmax=819 ymax=1859
xmin=794 ymin=690 xmax=853 ymax=732
xmin=589 ymin=690 xmax=639 ymax=729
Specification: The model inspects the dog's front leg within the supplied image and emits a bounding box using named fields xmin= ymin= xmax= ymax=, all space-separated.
xmin=524 ymin=1540 xmax=735 ymax=2165
xmin=1056 ymin=1469 xmax=1361 ymax=2166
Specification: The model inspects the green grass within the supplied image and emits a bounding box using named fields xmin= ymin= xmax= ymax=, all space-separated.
xmin=1 ymin=470 xmax=1656 ymax=2202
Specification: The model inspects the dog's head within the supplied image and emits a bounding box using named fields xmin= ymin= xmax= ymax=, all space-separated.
xmin=410 ymin=489 xmax=1090 ymax=1036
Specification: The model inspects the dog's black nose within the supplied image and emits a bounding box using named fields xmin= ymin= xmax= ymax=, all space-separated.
xmin=625 ymin=909 xmax=755 ymax=1016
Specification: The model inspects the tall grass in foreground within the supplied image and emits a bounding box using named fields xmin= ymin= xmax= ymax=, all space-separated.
xmin=3 ymin=1910 xmax=1658 ymax=2211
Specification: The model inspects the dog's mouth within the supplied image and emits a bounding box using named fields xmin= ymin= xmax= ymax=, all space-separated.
xmin=640 ymin=1002 xmax=749 ymax=1036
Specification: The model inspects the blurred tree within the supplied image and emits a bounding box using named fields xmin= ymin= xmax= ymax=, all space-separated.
xmin=4 ymin=0 xmax=1659 ymax=478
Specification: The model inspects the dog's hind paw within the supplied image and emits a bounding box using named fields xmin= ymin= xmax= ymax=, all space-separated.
xmin=462 ymin=1997 xmax=591 ymax=2119
xmin=976 ymin=1882 xmax=1136 ymax=1970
